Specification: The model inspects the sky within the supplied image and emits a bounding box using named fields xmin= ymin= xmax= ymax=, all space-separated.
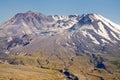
xmin=0 ymin=0 xmax=120 ymax=24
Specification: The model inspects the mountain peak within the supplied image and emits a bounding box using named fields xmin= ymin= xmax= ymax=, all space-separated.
xmin=8 ymin=11 xmax=51 ymax=25
xmin=25 ymin=10 xmax=44 ymax=16
xmin=77 ymin=13 xmax=103 ymax=25
xmin=14 ymin=11 xmax=44 ymax=19
xmin=86 ymin=13 xmax=105 ymax=21
xmin=26 ymin=10 xmax=35 ymax=13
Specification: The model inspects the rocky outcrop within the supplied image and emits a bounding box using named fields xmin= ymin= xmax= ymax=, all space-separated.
xmin=90 ymin=54 xmax=105 ymax=69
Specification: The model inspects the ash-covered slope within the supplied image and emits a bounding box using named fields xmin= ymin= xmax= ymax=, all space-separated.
xmin=0 ymin=11 xmax=54 ymax=36
xmin=0 ymin=11 xmax=120 ymax=55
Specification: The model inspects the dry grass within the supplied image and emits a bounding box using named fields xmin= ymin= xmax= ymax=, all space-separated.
xmin=0 ymin=63 xmax=64 ymax=80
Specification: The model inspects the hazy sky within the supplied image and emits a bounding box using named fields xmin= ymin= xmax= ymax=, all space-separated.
xmin=0 ymin=0 xmax=120 ymax=24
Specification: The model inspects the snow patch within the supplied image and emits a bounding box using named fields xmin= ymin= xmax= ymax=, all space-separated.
xmin=87 ymin=33 xmax=100 ymax=44
xmin=22 ymin=22 xmax=32 ymax=34
xmin=110 ymin=31 xmax=120 ymax=40
xmin=97 ymin=14 xmax=120 ymax=34
xmin=82 ymin=31 xmax=87 ymax=37
xmin=97 ymin=22 xmax=111 ymax=40
xmin=101 ymin=39 xmax=109 ymax=43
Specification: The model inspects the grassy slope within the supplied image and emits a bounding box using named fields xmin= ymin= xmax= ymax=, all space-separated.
xmin=0 ymin=53 xmax=120 ymax=80
xmin=0 ymin=63 xmax=64 ymax=80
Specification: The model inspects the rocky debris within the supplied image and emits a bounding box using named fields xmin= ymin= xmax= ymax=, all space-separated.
xmin=98 ymin=77 xmax=104 ymax=80
xmin=59 ymin=69 xmax=79 ymax=80
xmin=90 ymin=54 xmax=106 ymax=69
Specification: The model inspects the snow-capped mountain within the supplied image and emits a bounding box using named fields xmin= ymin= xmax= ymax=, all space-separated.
xmin=66 ymin=14 xmax=120 ymax=55
xmin=0 ymin=11 xmax=120 ymax=55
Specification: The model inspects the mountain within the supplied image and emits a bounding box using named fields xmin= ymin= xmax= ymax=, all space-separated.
xmin=0 ymin=11 xmax=120 ymax=80
xmin=0 ymin=11 xmax=120 ymax=55
xmin=67 ymin=14 xmax=120 ymax=55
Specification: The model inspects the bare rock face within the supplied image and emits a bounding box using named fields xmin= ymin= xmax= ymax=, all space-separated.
xmin=7 ymin=34 xmax=32 ymax=50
